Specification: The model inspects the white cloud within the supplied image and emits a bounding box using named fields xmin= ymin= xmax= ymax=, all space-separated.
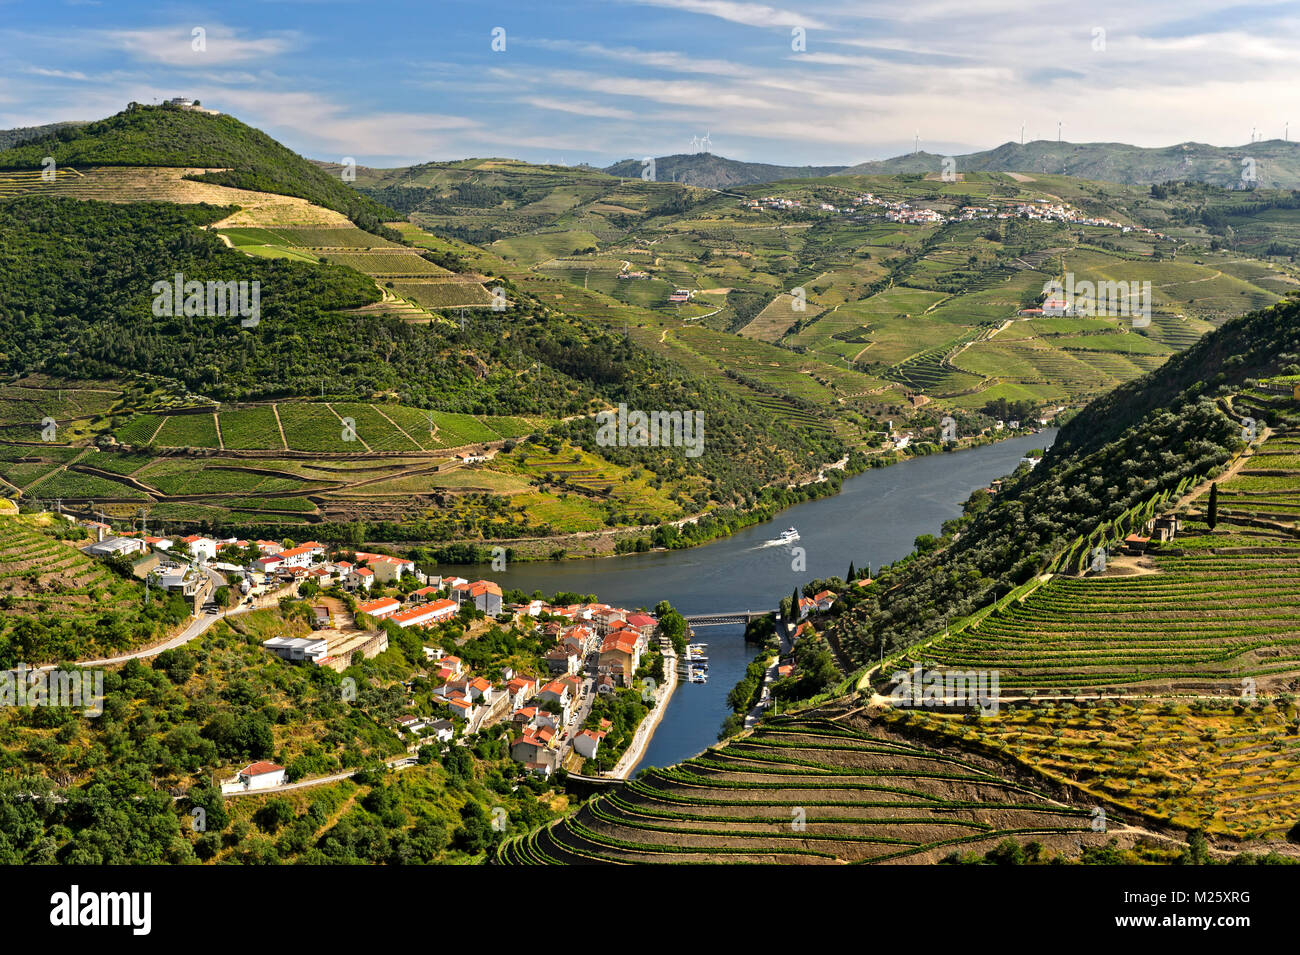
xmin=107 ymin=25 xmax=299 ymax=67
xmin=626 ymin=0 xmax=828 ymax=30
xmin=24 ymin=67 xmax=92 ymax=81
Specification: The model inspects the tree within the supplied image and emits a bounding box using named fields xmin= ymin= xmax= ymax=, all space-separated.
xmin=846 ymin=560 xmax=855 ymax=582
xmin=1207 ymin=482 xmax=1219 ymax=530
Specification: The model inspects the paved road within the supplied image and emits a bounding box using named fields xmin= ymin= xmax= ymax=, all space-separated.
xmin=39 ymin=576 xmax=291 ymax=671
xmin=222 ymin=755 xmax=418 ymax=799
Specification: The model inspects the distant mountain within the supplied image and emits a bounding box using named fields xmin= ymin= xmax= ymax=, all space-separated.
xmin=841 ymin=140 xmax=1300 ymax=190
xmin=0 ymin=121 xmax=88 ymax=150
xmin=603 ymin=153 xmax=845 ymax=189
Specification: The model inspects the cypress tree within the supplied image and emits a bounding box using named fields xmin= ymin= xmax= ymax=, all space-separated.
xmin=847 ymin=560 xmax=855 ymax=581
xmin=1207 ymin=482 xmax=1218 ymax=530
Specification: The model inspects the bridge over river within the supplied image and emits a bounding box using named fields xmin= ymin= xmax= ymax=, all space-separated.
xmin=683 ymin=610 xmax=769 ymax=628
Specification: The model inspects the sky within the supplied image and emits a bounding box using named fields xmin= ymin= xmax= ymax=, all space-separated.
xmin=1 ymin=0 xmax=1297 ymax=169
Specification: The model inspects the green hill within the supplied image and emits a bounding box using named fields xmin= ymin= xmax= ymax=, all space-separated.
xmin=0 ymin=120 xmax=89 ymax=150
xmin=843 ymin=139 xmax=1300 ymax=190
xmin=603 ymin=152 xmax=846 ymax=189
xmin=0 ymin=103 xmax=399 ymax=233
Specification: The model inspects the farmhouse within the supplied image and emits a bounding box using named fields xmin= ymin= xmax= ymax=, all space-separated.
xmin=395 ymin=714 xmax=427 ymax=734
xmin=221 ymin=761 xmax=286 ymax=794
xmin=812 ymin=590 xmax=838 ymax=612
xmin=427 ymin=719 xmax=455 ymax=743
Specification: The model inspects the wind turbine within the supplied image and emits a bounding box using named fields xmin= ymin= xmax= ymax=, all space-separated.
xmin=701 ymin=131 xmax=712 ymax=153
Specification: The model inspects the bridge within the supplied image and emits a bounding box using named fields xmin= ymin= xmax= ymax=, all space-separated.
xmin=683 ymin=610 xmax=769 ymax=628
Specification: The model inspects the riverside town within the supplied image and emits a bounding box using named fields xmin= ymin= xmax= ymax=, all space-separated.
xmin=0 ymin=0 xmax=1292 ymax=934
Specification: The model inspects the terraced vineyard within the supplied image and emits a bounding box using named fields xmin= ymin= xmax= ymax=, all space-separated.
xmin=0 ymin=512 xmax=192 ymax=665
xmin=893 ymin=424 xmax=1300 ymax=694
xmin=885 ymin=698 xmax=1300 ymax=840
xmin=499 ymin=709 xmax=1109 ymax=864
xmin=111 ymin=403 xmax=549 ymax=453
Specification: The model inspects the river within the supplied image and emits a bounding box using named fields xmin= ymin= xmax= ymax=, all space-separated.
xmin=459 ymin=430 xmax=1056 ymax=773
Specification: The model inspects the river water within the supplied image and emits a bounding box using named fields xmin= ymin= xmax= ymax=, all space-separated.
xmin=459 ymin=430 xmax=1056 ymax=772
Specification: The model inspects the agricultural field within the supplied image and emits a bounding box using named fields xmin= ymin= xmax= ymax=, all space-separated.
xmin=2 ymin=396 xmax=682 ymax=539
xmin=886 ymin=698 xmax=1300 ymax=841
xmin=499 ymin=708 xmax=1118 ymax=864
xmin=0 ymin=512 xmax=190 ymax=665
xmin=369 ymin=162 xmax=1300 ymax=436
xmin=0 ymin=165 xmax=350 ymax=227
xmin=896 ymin=428 xmax=1300 ymax=694
xmin=111 ymin=403 xmax=552 ymax=454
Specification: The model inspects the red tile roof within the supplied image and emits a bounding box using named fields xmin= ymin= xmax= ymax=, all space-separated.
xmin=241 ymin=761 xmax=284 ymax=777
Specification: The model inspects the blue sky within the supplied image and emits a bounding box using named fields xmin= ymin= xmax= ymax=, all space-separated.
xmin=2 ymin=0 xmax=1297 ymax=168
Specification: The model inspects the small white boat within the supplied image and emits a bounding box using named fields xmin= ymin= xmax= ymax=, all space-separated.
xmin=779 ymin=527 xmax=800 ymax=543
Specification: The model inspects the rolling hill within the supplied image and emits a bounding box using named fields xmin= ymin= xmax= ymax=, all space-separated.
xmin=610 ymin=139 xmax=1300 ymax=191
xmin=603 ymin=152 xmax=846 ymax=189
xmin=842 ymin=139 xmax=1300 ymax=191
xmin=0 ymin=103 xmax=399 ymax=233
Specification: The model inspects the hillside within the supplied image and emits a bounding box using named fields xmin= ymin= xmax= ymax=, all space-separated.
xmin=354 ymin=156 xmax=1298 ymax=449
xmin=0 ymin=104 xmax=399 ymax=233
xmin=843 ymin=139 xmax=1300 ymax=190
xmin=500 ymin=705 xmax=1137 ymax=864
xmin=0 ymin=152 xmax=844 ymax=544
xmin=603 ymin=153 xmax=846 ymax=189
xmin=830 ymin=297 xmax=1300 ymax=668
xmin=606 ymin=140 xmax=1300 ymax=191
xmin=0 ymin=121 xmax=88 ymax=150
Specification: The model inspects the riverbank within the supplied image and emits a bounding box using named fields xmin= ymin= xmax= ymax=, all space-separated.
xmin=446 ymin=430 xmax=1058 ymax=775
xmin=373 ymin=430 xmax=1050 ymax=564
xmin=609 ymin=643 xmax=678 ymax=778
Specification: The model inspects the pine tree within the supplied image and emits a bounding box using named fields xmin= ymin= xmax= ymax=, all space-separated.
xmin=1207 ymin=482 xmax=1218 ymax=530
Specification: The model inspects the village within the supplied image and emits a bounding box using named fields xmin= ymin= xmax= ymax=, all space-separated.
xmin=65 ymin=515 xmax=677 ymax=789
xmin=741 ymin=191 xmax=1169 ymax=238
